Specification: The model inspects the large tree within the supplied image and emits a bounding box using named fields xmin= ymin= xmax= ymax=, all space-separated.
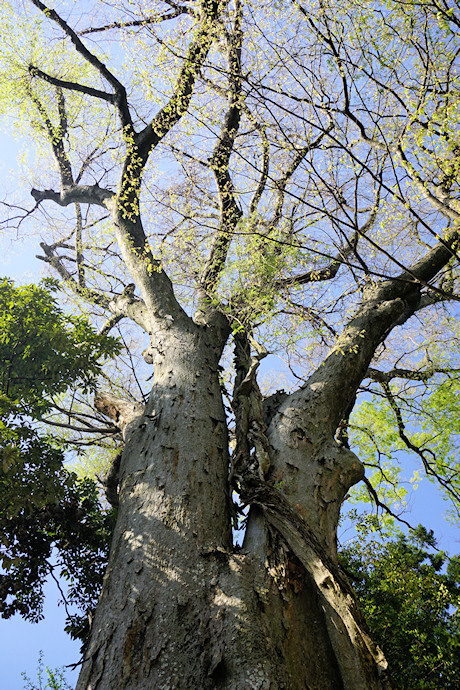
xmin=1 ymin=0 xmax=460 ymax=687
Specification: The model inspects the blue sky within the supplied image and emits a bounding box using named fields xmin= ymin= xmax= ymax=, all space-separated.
xmin=1 ymin=580 xmax=80 ymax=689
xmin=1 ymin=120 xmax=459 ymax=688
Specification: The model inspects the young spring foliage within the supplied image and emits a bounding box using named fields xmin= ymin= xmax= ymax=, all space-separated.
xmin=1 ymin=0 xmax=460 ymax=686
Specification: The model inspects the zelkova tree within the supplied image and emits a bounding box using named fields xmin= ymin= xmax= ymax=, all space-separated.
xmin=1 ymin=0 xmax=460 ymax=687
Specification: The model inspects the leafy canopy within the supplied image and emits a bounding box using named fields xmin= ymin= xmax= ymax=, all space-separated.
xmin=0 ymin=277 xmax=119 ymax=418
xmin=0 ymin=278 xmax=118 ymax=643
xmin=340 ymin=526 xmax=460 ymax=689
xmin=0 ymin=0 xmax=460 ymax=657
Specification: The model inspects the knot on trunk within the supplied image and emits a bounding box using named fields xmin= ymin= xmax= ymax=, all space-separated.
xmin=99 ymin=449 xmax=122 ymax=507
xmin=95 ymin=391 xmax=144 ymax=439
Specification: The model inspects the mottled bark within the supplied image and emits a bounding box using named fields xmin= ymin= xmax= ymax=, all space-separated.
xmin=77 ymin=309 xmax=391 ymax=689
xmin=26 ymin=3 xmax=415 ymax=685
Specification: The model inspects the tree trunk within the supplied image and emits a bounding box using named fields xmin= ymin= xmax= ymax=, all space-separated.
xmin=19 ymin=2 xmax=460 ymax=686
xmin=77 ymin=321 xmax=390 ymax=690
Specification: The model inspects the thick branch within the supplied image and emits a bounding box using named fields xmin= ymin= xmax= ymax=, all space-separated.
xmin=79 ymin=6 xmax=194 ymax=35
xmin=199 ymin=1 xmax=243 ymax=301
xmin=98 ymin=314 xmax=124 ymax=336
xmin=231 ymin=332 xmax=270 ymax=487
xmin=243 ymin=482 xmax=390 ymax=688
xmin=367 ymin=366 xmax=460 ymax=384
xmin=106 ymin=202 xmax=190 ymax=329
xmin=36 ymin=239 xmax=151 ymax=332
xmin=97 ymin=3 xmax=227 ymax=326
xmin=31 ymin=185 xmax=113 ymax=208
xmin=31 ymin=182 xmax=185 ymax=331
xmin=133 ymin=0 xmax=225 ymax=161
xmin=26 ymin=85 xmax=74 ymax=188
xmin=74 ymin=204 xmax=85 ymax=287
xmin=28 ymin=65 xmax=115 ymax=104
xmin=29 ymin=0 xmax=133 ymax=130
xmin=276 ymin=246 xmax=352 ymax=288
xmin=248 ymin=122 xmax=270 ymax=215
xmin=281 ymin=224 xmax=460 ymax=436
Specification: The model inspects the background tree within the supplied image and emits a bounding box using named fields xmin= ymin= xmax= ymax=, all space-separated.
xmin=340 ymin=525 xmax=460 ymax=690
xmin=0 ymin=278 xmax=118 ymax=643
xmin=0 ymin=0 xmax=459 ymax=687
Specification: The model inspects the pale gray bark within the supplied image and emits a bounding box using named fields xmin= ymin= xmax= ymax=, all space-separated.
xmin=75 ymin=303 xmax=394 ymax=689
xmin=25 ymin=2 xmax=459 ymax=687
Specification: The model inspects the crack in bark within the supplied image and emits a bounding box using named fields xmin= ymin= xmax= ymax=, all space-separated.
xmin=244 ymin=480 xmax=391 ymax=689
